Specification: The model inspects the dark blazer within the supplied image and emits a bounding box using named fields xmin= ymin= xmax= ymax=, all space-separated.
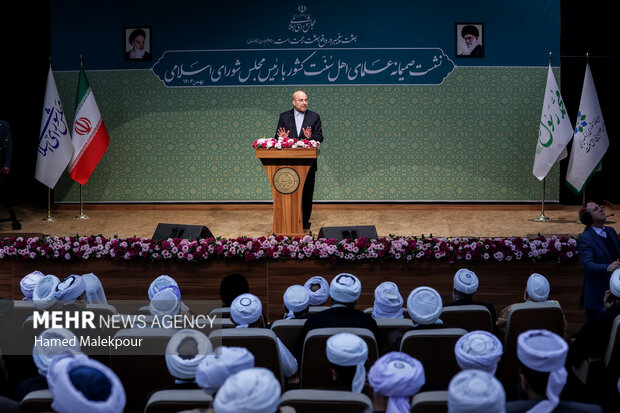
xmin=294 ymin=306 xmax=380 ymax=361
xmin=274 ymin=109 xmax=323 ymax=142
xmin=577 ymin=226 xmax=620 ymax=310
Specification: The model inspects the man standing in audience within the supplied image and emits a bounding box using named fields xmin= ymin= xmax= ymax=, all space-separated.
xmin=578 ymin=201 xmax=620 ymax=321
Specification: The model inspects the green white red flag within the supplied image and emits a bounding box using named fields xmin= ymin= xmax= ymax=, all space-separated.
xmin=68 ymin=63 xmax=109 ymax=185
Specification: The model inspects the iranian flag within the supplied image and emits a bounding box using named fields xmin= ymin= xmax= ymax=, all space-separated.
xmin=68 ymin=63 xmax=109 ymax=185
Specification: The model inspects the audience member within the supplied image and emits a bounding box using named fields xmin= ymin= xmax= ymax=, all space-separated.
xmin=372 ymin=281 xmax=404 ymax=319
xmin=195 ymin=346 xmax=255 ymax=395
xmin=47 ymin=353 xmax=126 ymax=413
xmin=81 ymin=273 xmax=107 ymax=304
xmin=448 ymin=369 xmax=505 ymax=413
xmin=577 ymin=201 xmax=620 ymax=321
xmin=444 ymin=268 xmax=497 ymax=326
xmin=148 ymin=274 xmax=179 ymax=299
xmin=20 ymin=270 xmax=44 ymax=300
xmin=295 ymin=273 xmax=380 ymax=360
xmin=53 ymin=274 xmax=86 ymax=305
xmin=304 ymin=275 xmax=330 ymax=306
xmin=149 ymin=285 xmax=182 ymax=317
xmin=283 ymin=284 xmax=310 ymax=319
xmin=212 ymin=367 xmax=281 ymax=413
xmin=568 ymin=268 xmax=620 ymax=365
xmin=368 ymin=351 xmax=425 ymax=413
xmin=325 ymin=332 xmax=368 ymax=393
xmin=15 ymin=328 xmax=80 ymax=401
xmin=230 ymin=293 xmax=298 ymax=378
xmin=407 ymin=286 xmax=444 ymax=328
xmin=454 ymin=330 xmax=502 ymax=374
xmin=496 ymin=273 xmax=564 ymax=339
xmin=33 ymin=274 xmax=61 ymax=309
xmin=165 ymin=329 xmax=212 ymax=386
xmin=507 ymin=329 xmax=602 ymax=412
xmin=219 ymin=273 xmax=249 ymax=307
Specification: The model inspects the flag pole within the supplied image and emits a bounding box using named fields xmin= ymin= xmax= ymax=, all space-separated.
xmin=534 ymin=51 xmax=553 ymax=222
xmin=75 ymin=184 xmax=89 ymax=219
xmin=42 ymin=188 xmax=55 ymax=222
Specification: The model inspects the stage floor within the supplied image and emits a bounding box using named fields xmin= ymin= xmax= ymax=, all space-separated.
xmin=2 ymin=202 xmax=616 ymax=239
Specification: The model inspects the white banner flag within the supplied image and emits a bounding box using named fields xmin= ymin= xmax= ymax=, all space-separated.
xmin=35 ymin=66 xmax=74 ymax=189
xmin=566 ymin=64 xmax=609 ymax=193
xmin=532 ymin=64 xmax=573 ymax=180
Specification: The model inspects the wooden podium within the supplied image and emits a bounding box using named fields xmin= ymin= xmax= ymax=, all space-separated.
xmin=256 ymin=148 xmax=318 ymax=237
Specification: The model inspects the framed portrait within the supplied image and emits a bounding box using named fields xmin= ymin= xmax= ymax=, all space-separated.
xmin=455 ymin=23 xmax=484 ymax=58
xmin=124 ymin=27 xmax=152 ymax=61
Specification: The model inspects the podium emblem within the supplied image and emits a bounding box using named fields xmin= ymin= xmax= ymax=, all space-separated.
xmin=273 ymin=167 xmax=300 ymax=194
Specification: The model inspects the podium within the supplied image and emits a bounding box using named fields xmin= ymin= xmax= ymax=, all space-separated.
xmin=256 ymin=148 xmax=318 ymax=237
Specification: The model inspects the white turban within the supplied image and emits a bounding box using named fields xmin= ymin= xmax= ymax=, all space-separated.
xmin=81 ymin=273 xmax=107 ymax=304
xmin=329 ymin=273 xmax=362 ymax=304
xmin=326 ymin=332 xmax=368 ymax=393
xmin=517 ymin=329 xmax=568 ymax=413
xmin=148 ymin=274 xmax=178 ymax=299
xmin=453 ymin=269 xmax=479 ymax=294
xmin=372 ymin=282 xmax=404 ymax=319
xmin=149 ymin=286 xmax=181 ymax=316
xmin=526 ymin=273 xmax=550 ymax=302
xmin=33 ymin=275 xmax=61 ymax=309
xmin=231 ymin=293 xmax=262 ymax=327
xmin=213 ymin=367 xmax=281 ymax=413
xmin=610 ymin=268 xmax=620 ymax=298
xmin=368 ymin=351 xmax=425 ymax=413
xmin=455 ymin=331 xmax=503 ymax=374
xmin=21 ymin=270 xmax=44 ymax=300
xmin=283 ymin=285 xmax=310 ymax=319
xmin=448 ymin=369 xmax=505 ymax=413
xmin=195 ymin=346 xmax=255 ymax=394
xmin=165 ymin=329 xmax=213 ymax=381
xmin=53 ymin=275 xmax=86 ymax=303
xmin=33 ymin=328 xmax=80 ymax=376
xmin=407 ymin=287 xmax=443 ymax=326
xmin=47 ymin=354 xmax=126 ymax=413
xmin=304 ymin=275 xmax=330 ymax=306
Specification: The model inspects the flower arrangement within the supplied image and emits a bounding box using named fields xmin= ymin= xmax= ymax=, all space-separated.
xmin=253 ymin=136 xmax=320 ymax=149
xmin=0 ymin=234 xmax=578 ymax=264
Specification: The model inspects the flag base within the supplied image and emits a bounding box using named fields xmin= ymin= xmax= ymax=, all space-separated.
xmin=533 ymin=213 xmax=551 ymax=222
xmin=42 ymin=216 xmax=55 ymax=222
xmin=74 ymin=213 xmax=89 ymax=220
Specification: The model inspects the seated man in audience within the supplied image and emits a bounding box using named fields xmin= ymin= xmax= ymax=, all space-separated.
xmin=33 ymin=274 xmax=61 ymax=310
xmin=196 ymin=346 xmax=255 ymax=395
xmin=282 ymin=284 xmax=310 ymax=319
xmin=454 ymin=330 xmax=503 ymax=375
xmin=212 ymin=367 xmax=281 ymax=413
xmin=568 ymin=269 xmax=620 ymax=367
xmin=448 ymin=369 xmax=506 ymax=413
xmin=371 ymin=281 xmax=404 ymax=319
xmin=163 ymin=329 xmax=212 ymax=389
xmin=81 ymin=273 xmax=107 ymax=304
xmin=47 ymin=352 xmax=126 ymax=413
xmin=230 ymin=293 xmax=298 ymax=378
xmin=444 ymin=268 xmax=497 ymax=327
xmin=19 ymin=270 xmax=44 ymax=300
xmin=407 ymin=286 xmax=445 ymax=329
xmin=368 ymin=351 xmax=425 ymax=412
xmin=15 ymin=328 xmax=80 ymax=401
xmin=219 ymin=273 xmax=249 ymax=307
xmin=507 ymin=329 xmax=603 ymax=413
xmin=295 ymin=272 xmax=380 ymax=360
xmin=304 ymin=275 xmax=330 ymax=307
xmin=325 ymin=332 xmax=369 ymax=393
xmin=496 ymin=272 xmax=564 ymax=339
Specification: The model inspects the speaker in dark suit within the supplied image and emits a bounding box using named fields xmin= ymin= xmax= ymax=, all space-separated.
xmin=274 ymin=91 xmax=323 ymax=229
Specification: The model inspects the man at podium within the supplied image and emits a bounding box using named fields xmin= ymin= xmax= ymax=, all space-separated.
xmin=275 ymin=90 xmax=324 ymax=230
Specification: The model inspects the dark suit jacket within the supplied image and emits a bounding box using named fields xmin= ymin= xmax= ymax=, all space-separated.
xmin=506 ymin=399 xmax=603 ymax=412
xmin=577 ymin=226 xmax=620 ymax=310
xmin=275 ymin=109 xmax=323 ymax=142
xmin=294 ymin=306 xmax=380 ymax=361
